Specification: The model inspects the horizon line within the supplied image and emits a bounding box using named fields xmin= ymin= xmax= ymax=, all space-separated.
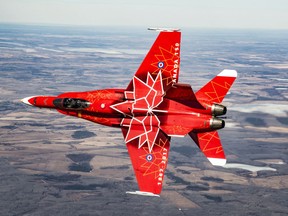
xmin=1 ymin=22 xmax=288 ymax=31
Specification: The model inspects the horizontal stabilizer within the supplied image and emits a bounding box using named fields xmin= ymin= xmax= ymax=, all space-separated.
xmin=165 ymin=83 xmax=204 ymax=109
xmin=126 ymin=191 xmax=160 ymax=197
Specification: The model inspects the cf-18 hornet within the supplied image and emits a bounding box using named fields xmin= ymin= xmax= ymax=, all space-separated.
xmin=22 ymin=29 xmax=237 ymax=197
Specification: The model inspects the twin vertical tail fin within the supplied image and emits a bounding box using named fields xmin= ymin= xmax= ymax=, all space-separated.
xmin=189 ymin=130 xmax=227 ymax=166
xmin=196 ymin=69 xmax=237 ymax=105
xmin=190 ymin=70 xmax=237 ymax=166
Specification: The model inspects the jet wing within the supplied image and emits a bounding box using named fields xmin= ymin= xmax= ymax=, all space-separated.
xmin=189 ymin=131 xmax=226 ymax=166
xmin=111 ymin=30 xmax=178 ymax=195
xmin=122 ymin=127 xmax=170 ymax=196
xmin=126 ymin=31 xmax=181 ymax=92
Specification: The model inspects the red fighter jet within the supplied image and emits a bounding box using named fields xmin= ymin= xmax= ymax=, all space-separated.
xmin=22 ymin=29 xmax=237 ymax=197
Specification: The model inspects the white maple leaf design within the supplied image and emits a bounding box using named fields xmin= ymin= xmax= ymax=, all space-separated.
xmin=111 ymin=72 xmax=164 ymax=152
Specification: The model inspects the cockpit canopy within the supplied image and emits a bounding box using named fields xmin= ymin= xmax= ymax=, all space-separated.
xmin=53 ymin=98 xmax=91 ymax=110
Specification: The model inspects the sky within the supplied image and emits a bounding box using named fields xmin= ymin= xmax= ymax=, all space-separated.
xmin=0 ymin=0 xmax=288 ymax=29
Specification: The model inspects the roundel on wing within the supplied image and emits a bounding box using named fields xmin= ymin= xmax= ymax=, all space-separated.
xmin=146 ymin=154 xmax=154 ymax=162
xmin=158 ymin=61 xmax=165 ymax=69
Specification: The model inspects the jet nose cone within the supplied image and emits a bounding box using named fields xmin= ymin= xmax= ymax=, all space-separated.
xmin=21 ymin=96 xmax=35 ymax=106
